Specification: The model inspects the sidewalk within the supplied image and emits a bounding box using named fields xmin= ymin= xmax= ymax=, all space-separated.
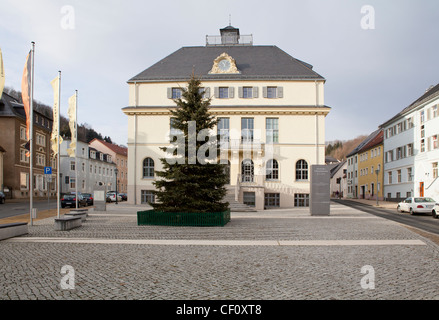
xmin=1 ymin=202 xmax=438 ymax=300
xmin=332 ymin=197 xmax=398 ymax=210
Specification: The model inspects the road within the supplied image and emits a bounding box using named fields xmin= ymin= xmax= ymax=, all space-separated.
xmin=0 ymin=199 xmax=59 ymax=220
xmin=332 ymin=199 xmax=439 ymax=236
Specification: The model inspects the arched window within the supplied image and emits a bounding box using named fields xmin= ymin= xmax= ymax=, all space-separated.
xmin=296 ymin=160 xmax=308 ymax=181
xmin=241 ymin=159 xmax=254 ymax=182
xmin=143 ymin=158 xmax=155 ymax=178
xmin=266 ymin=159 xmax=279 ymax=180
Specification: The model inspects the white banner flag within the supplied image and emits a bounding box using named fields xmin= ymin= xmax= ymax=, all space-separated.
xmin=50 ymin=76 xmax=62 ymax=157
xmin=67 ymin=93 xmax=76 ymax=157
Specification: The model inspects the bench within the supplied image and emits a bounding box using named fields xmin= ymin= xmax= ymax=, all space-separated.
xmin=54 ymin=216 xmax=82 ymax=231
xmin=0 ymin=222 xmax=29 ymax=241
xmin=64 ymin=211 xmax=87 ymax=222
xmin=70 ymin=208 xmax=89 ymax=217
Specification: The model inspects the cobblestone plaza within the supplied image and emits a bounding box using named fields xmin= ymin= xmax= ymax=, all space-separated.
xmin=1 ymin=203 xmax=438 ymax=300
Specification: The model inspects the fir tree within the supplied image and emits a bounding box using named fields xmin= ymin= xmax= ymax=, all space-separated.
xmin=151 ymin=76 xmax=229 ymax=213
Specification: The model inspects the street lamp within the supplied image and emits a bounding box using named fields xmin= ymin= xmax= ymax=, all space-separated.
xmin=375 ymin=168 xmax=380 ymax=206
xmin=114 ymin=168 xmax=118 ymax=205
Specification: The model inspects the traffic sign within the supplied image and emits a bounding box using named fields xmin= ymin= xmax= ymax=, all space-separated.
xmin=44 ymin=167 xmax=52 ymax=175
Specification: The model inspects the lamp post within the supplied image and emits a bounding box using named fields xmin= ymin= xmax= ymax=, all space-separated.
xmin=375 ymin=168 xmax=380 ymax=206
xmin=115 ymin=168 xmax=118 ymax=205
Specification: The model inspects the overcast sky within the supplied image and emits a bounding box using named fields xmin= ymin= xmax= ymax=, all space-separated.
xmin=1 ymin=0 xmax=438 ymax=146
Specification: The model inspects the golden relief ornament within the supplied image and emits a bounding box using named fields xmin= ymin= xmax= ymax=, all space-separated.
xmin=209 ymin=53 xmax=240 ymax=74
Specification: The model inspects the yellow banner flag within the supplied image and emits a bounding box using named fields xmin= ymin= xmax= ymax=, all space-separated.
xmin=67 ymin=93 xmax=77 ymax=157
xmin=0 ymin=48 xmax=5 ymax=100
xmin=50 ymin=76 xmax=63 ymax=157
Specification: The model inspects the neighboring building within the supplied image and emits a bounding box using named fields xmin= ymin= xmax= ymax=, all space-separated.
xmin=0 ymin=92 xmax=57 ymax=199
xmin=380 ymin=83 xmax=439 ymax=201
xmin=357 ymin=129 xmax=384 ymax=200
xmin=123 ymin=25 xmax=331 ymax=209
xmin=346 ymin=130 xmax=380 ymax=199
xmin=329 ymin=160 xmax=347 ymax=198
xmin=89 ymin=138 xmax=128 ymax=194
xmin=60 ymin=139 xmax=117 ymax=194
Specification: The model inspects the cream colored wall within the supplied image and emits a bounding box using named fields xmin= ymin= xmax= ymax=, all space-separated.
xmin=126 ymin=79 xmax=327 ymax=206
xmin=129 ymin=80 xmax=324 ymax=107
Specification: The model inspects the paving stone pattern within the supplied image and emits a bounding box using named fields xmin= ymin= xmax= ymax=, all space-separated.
xmin=0 ymin=203 xmax=438 ymax=300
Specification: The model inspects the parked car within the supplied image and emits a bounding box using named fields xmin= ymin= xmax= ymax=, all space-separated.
xmin=106 ymin=192 xmax=122 ymax=202
xmin=433 ymin=202 xmax=439 ymax=219
xmin=397 ymin=197 xmax=436 ymax=215
xmin=119 ymin=193 xmax=127 ymax=201
xmin=82 ymin=193 xmax=94 ymax=206
xmin=0 ymin=191 xmax=5 ymax=204
xmin=61 ymin=194 xmax=87 ymax=208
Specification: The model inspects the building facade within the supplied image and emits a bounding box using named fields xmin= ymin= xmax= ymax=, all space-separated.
xmin=381 ymin=84 xmax=439 ymax=201
xmin=123 ymin=26 xmax=330 ymax=209
xmin=329 ymin=160 xmax=347 ymax=198
xmin=60 ymin=139 xmax=117 ymax=195
xmin=357 ymin=129 xmax=384 ymax=200
xmin=0 ymin=92 xmax=57 ymax=199
xmin=89 ymin=138 xmax=128 ymax=194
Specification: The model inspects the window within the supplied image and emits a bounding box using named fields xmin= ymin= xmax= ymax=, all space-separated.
xmin=433 ymin=105 xmax=438 ymax=118
xmin=243 ymin=192 xmax=255 ymax=207
xmin=36 ymin=133 xmax=45 ymax=146
xmin=407 ymin=143 xmax=414 ymax=156
xmin=218 ymin=118 xmax=230 ymax=142
xmin=294 ymin=194 xmax=309 ymax=207
xmin=397 ymin=170 xmax=402 ymax=183
xmin=69 ymin=178 xmax=76 ymax=189
xmin=90 ymin=165 xmax=93 ymax=173
xmin=70 ymin=161 xmax=75 ymax=171
xmin=20 ymin=172 xmax=29 ymax=190
xmin=141 ymin=190 xmax=155 ymax=204
xmin=219 ymin=87 xmax=229 ymax=99
xmin=20 ymin=126 xmax=26 ymax=140
xmin=388 ymin=172 xmax=392 ymax=184
xmin=90 ymin=151 xmax=96 ymax=159
xmin=143 ymin=158 xmax=155 ymax=178
xmin=171 ymin=88 xmax=182 ymax=99
xmin=263 ymin=86 xmax=283 ymax=99
xmin=433 ymin=135 xmax=438 ymax=149
xmin=420 ymin=110 xmax=425 ymax=124
xmin=296 ymin=160 xmax=308 ymax=181
xmin=82 ymin=163 xmax=85 ymax=172
xmin=170 ymin=117 xmax=183 ymax=136
xmin=242 ymin=87 xmax=253 ymax=99
xmin=407 ymin=168 xmax=413 ymax=182
xmin=421 ymin=139 xmax=425 ymax=152
xmin=266 ymin=118 xmax=279 ymax=143
xmin=433 ymin=162 xmax=438 ymax=179
xmin=266 ymin=159 xmax=279 ymax=181
xmin=20 ymin=149 xmax=29 ymax=163
xmin=241 ymin=159 xmax=254 ymax=182
xmin=36 ymin=153 xmax=45 ymax=166
xmin=241 ymin=118 xmax=254 ymax=142
xmin=265 ymin=193 xmax=280 ymax=207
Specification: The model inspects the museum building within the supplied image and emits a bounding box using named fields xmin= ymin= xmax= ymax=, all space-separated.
xmin=123 ymin=26 xmax=331 ymax=210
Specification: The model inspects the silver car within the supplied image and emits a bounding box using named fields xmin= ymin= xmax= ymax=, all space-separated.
xmin=397 ymin=197 xmax=436 ymax=215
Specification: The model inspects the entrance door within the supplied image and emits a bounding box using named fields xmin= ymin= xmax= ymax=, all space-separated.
xmin=241 ymin=159 xmax=254 ymax=182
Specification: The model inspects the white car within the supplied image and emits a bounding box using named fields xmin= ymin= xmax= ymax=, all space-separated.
xmin=397 ymin=197 xmax=436 ymax=215
xmin=433 ymin=203 xmax=439 ymax=219
xmin=106 ymin=192 xmax=122 ymax=202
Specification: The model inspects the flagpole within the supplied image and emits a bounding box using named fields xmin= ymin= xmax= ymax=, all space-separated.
xmin=57 ymin=71 xmax=61 ymax=219
xmin=29 ymin=41 xmax=35 ymax=226
xmin=75 ymin=90 xmax=78 ymax=209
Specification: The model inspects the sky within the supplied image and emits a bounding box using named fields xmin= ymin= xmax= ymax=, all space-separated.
xmin=1 ymin=0 xmax=438 ymax=146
